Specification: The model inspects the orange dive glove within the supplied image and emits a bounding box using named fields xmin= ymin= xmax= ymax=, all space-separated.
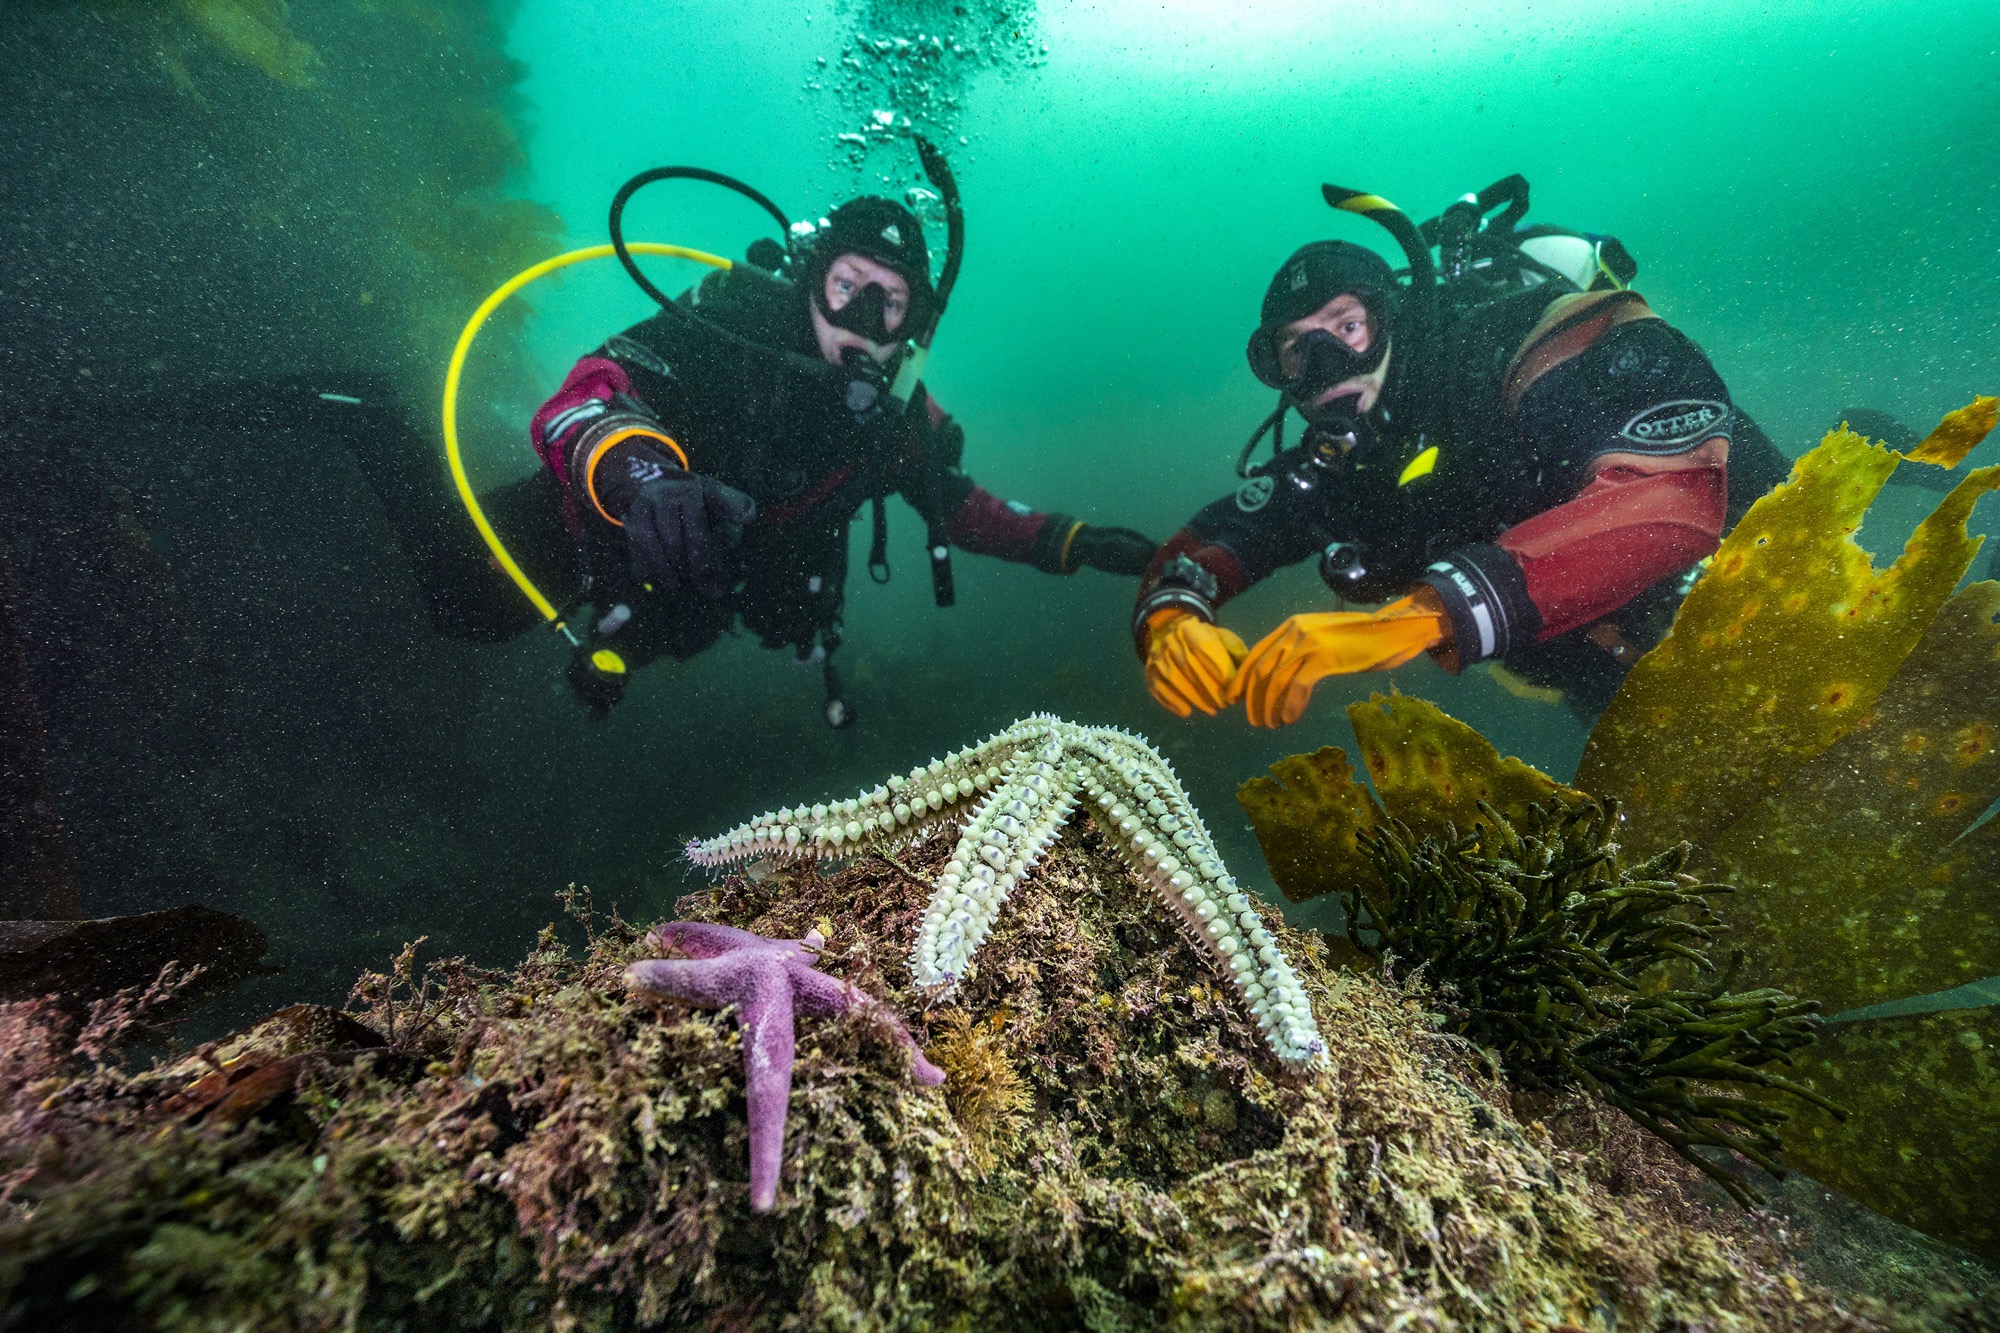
xmin=1143 ymin=610 xmax=1249 ymax=718
xmin=1235 ymin=593 xmax=1449 ymax=728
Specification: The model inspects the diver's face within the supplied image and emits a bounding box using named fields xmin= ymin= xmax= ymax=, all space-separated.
xmin=1278 ymin=293 xmax=1386 ymax=412
xmin=810 ymin=254 xmax=910 ymax=367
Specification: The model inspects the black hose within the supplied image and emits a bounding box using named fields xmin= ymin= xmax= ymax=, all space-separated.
xmin=608 ymin=167 xmax=793 ymax=310
xmin=1322 ymin=184 xmax=1440 ymax=334
xmin=1237 ymin=398 xmax=1290 ymax=477
xmin=1478 ymin=174 xmax=1532 ymax=232
xmin=911 ymin=136 xmax=964 ymax=347
xmin=1417 ymin=174 xmax=1532 ymax=247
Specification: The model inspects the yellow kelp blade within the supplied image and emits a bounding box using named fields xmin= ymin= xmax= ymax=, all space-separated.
xmin=1704 ymin=581 xmax=2000 ymax=1012
xmin=1239 ymin=694 xmax=1576 ymax=903
xmin=1237 ymin=746 xmax=1383 ymax=904
xmin=1907 ymin=394 xmax=1999 ymax=468
xmin=1345 ymin=693 xmax=1579 ymax=837
xmin=1578 ymin=423 xmax=2000 ymax=852
xmin=1764 ymin=1006 xmax=2000 ymax=1266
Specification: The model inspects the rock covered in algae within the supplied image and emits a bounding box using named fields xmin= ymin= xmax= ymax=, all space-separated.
xmin=0 ymin=829 xmax=1932 ymax=1331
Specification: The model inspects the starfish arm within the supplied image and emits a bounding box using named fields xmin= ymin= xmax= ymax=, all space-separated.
xmin=737 ymin=963 xmax=797 ymax=1213
xmin=786 ymin=961 xmax=946 ymax=1086
xmin=905 ymin=1041 xmax=947 ymax=1086
xmin=911 ymin=736 xmax=1080 ymax=991
xmin=787 ymin=961 xmax=858 ymax=1018
xmin=625 ymin=956 xmax=745 ymax=1009
xmin=1073 ymin=737 xmax=1326 ymax=1065
xmin=647 ymin=921 xmax=787 ymax=959
xmin=687 ymin=721 xmax=1056 ymax=869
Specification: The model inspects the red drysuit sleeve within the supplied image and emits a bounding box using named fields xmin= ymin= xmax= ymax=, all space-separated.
xmin=1498 ymin=437 xmax=1729 ymax=640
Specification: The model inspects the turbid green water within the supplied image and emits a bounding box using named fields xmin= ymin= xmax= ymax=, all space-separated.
xmin=0 ymin=0 xmax=1989 ymax=967
xmin=3 ymin=0 xmax=1996 ymax=994
xmin=473 ymin=0 xmax=2000 ymax=902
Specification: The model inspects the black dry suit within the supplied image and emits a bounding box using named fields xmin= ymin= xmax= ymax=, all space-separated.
xmin=1139 ymin=281 xmax=1794 ymax=715
xmin=532 ymin=263 xmax=1086 ymax=716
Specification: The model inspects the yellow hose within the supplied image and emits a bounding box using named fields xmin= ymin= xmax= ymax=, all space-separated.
xmin=441 ymin=243 xmax=732 ymax=641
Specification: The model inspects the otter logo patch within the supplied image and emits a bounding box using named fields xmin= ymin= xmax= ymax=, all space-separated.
xmin=1620 ymin=399 xmax=1728 ymax=448
xmin=1236 ymin=475 xmax=1275 ymax=513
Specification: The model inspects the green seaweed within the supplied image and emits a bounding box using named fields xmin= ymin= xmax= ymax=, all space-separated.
xmin=1238 ymin=405 xmax=2000 ymax=1263
xmin=1703 ymin=579 xmax=2000 ymax=1013
xmin=177 ymin=0 xmax=321 ymax=87
xmin=1238 ymin=692 xmax=1581 ymax=904
xmin=111 ymin=0 xmax=567 ymax=432
xmin=1908 ymin=395 xmax=2000 ymax=467
xmin=1341 ymin=800 xmax=1836 ymax=1205
xmin=1233 ymin=743 xmax=1381 ymax=905
xmin=1765 ymin=1005 xmax=2000 ymax=1267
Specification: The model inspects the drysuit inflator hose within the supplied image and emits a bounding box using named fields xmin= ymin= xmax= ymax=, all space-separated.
xmin=440 ymin=242 xmax=732 ymax=646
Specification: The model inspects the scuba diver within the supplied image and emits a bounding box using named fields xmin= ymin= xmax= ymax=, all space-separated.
xmin=524 ymin=154 xmax=1155 ymax=726
xmin=399 ymin=144 xmax=1154 ymax=725
xmin=1133 ymin=176 xmax=1794 ymax=725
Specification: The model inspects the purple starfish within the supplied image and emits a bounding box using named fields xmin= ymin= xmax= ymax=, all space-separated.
xmin=624 ymin=921 xmax=945 ymax=1212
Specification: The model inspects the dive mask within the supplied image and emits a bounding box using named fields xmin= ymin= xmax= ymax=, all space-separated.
xmin=1248 ymin=326 xmax=1382 ymax=402
xmin=814 ymin=276 xmax=928 ymax=346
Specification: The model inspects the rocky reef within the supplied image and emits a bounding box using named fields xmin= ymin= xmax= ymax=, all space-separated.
xmin=0 ymin=827 xmax=1962 ymax=1330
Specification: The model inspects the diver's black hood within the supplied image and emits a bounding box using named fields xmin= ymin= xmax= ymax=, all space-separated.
xmin=1247 ymin=241 xmax=1402 ymax=404
xmin=1258 ymin=240 xmax=1398 ymax=330
xmin=811 ymin=196 xmax=934 ymax=294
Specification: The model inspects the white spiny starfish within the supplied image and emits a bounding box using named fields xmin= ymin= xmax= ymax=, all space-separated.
xmin=688 ymin=716 xmax=1327 ymax=1066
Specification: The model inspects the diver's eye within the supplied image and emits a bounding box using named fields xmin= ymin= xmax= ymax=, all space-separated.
xmin=832 ymin=278 xmax=855 ymax=300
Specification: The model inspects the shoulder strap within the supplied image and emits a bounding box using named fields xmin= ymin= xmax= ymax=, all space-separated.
xmin=1500 ymin=290 xmax=1658 ymax=417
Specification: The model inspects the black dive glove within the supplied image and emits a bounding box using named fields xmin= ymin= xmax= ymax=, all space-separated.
xmin=592 ymin=440 xmax=757 ymax=600
xmin=1034 ymin=517 xmax=1158 ymax=576
xmin=1070 ymin=525 xmax=1158 ymax=576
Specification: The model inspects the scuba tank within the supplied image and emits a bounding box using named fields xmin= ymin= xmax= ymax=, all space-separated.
xmin=1235 ymin=174 xmax=1639 ymax=478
